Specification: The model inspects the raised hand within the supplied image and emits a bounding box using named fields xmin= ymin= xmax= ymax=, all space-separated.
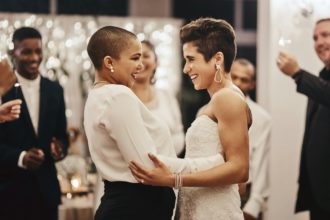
xmin=23 ymin=147 xmax=45 ymax=170
xmin=0 ymin=99 xmax=22 ymax=123
xmin=0 ymin=55 xmax=16 ymax=97
xmin=129 ymin=153 xmax=174 ymax=187
xmin=51 ymin=137 xmax=65 ymax=161
xmin=276 ymin=51 xmax=300 ymax=76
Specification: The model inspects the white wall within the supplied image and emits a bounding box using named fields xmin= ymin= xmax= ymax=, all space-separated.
xmin=258 ymin=0 xmax=330 ymax=220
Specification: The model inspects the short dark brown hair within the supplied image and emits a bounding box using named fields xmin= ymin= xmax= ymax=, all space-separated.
xmin=180 ymin=17 xmax=236 ymax=72
xmin=87 ymin=26 xmax=137 ymax=70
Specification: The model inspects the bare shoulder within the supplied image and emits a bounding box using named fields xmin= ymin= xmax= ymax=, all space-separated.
xmin=210 ymin=87 xmax=247 ymax=120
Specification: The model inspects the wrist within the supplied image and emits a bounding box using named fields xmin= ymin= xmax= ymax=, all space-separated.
xmin=174 ymin=172 xmax=183 ymax=189
xmin=291 ymin=69 xmax=301 ymax=78
xmin=170 ymin=173 xmax=176 ymax=187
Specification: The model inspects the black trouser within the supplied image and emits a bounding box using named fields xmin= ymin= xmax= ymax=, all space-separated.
xmin=95 ymin=181 xmax=175 ymax=220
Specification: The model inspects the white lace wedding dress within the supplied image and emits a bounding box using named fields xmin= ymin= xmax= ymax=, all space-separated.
xmin=178 ymin=115 xmax=244 ymax=220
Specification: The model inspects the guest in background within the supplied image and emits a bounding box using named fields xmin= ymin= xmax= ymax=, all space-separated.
xmin=0 ymin=27 xmax=68 ymax=220
xmin=276 ymin=18 xmax=330 ymax=220
xmin=231 ymin=58 xmax=271 ymax=220
xmin=132 ymin=40 xmax=185 ymax=156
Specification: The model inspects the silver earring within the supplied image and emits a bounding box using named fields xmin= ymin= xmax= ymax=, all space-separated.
xmin=214 ymin=64 xmax=222 ymax=83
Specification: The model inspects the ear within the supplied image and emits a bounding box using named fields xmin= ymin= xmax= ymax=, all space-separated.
xmin=103 ymin=55 xmax=114 ymax=69
xmin=214 ymin=52 xmax=224 ymax=65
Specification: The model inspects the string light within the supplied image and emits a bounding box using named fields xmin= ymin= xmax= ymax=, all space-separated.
xmin=0 ymin=13 xmax=183 ymax=128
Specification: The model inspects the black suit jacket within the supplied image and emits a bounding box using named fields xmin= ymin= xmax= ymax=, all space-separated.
xmin=294 ymin=68 xmax=330 ymax=213
xmin=0 ymin=76 xmax=68 ymax=210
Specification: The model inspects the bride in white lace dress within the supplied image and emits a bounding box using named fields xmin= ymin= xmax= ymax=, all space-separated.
xmin=178 ymin=113 xmax=244 ymax=220
xmin=129 ymin=18 xmax=251 ymax=220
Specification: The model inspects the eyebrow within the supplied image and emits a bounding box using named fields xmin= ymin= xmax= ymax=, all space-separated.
xmin=185 ymin=55 xmax=194 ymax=59
xmin=131 ymin=53 xmax=142 ymax=57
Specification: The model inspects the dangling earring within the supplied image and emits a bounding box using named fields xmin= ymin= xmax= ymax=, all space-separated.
xmin=214 ymin=64 xmax=222 ymax=83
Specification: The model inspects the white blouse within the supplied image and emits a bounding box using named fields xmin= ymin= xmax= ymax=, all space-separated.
xmin=84 ymin=84 xmax=221 ymax=183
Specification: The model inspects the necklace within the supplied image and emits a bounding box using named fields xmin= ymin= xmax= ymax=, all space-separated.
xmin=93 ymin=80 xmax=109 ymax=87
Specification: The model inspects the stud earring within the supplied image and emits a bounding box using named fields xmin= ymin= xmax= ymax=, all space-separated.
xmin=109 ymin=65 xmax=114 ymax=73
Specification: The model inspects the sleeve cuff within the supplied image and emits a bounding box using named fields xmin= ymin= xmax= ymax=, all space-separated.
xmin=292 ymin=69 xmax=304 ymax=83
xmin=243 ymin=196 xmax=264 ymax=218
xmin=18 ymin=151 xmax=27 ymax=169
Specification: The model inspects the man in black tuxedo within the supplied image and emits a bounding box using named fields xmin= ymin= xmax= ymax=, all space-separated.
xmin=0 ymin=27 xmax=68 ymax=220
xmin=276 ymin=18 xmax=330 ymax=220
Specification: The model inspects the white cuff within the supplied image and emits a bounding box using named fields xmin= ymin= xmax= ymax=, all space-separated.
xmin=18 ymin=151 xmax=27 ymax=169
xmin=243 ymin=196 xmax=264 ymax=218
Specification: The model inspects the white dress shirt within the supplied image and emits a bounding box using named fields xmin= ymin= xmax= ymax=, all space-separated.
xmin=84 ymin=85 xmax=222 ymax=183
xmin=16 ymin=72 xmax=40 ymax=134
xmin=244 ymin=97 xmax=272 ymax=218
xmin=16 ymin=72 xmax=41 ymax=168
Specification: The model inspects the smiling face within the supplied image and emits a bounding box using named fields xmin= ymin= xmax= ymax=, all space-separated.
xmin=111 ymin=38 xmax=143 ymax=87
xmin=12 ymin=38 xmax=42 ymax=80
xmin=314 ymin=20 xmax=330 ymax=68
xmin=182 ymin=42 xmax=216 ymax=90
xmin=133 ymin=42 xmax=157 ymax=84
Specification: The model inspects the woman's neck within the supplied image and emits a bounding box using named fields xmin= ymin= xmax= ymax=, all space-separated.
xmin=207 ymin=75 xmax=232 ymax=97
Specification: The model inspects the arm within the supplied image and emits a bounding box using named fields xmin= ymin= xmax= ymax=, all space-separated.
xmin=294 ymin=69 xmax=330 ymax=108
xmin=102 ymin=91 xmax=222 ymax=173
xmin=129 ymin=90 xmax=249 ymax=187
xmin=0 ymin=125 xmax=22 ymax=171
xmin=51 ymin=86 xmax=68 ymax=160
xmin=181 ymin=90 xmax=249 ymax=186
xmin=243 ymin=115 xmax=271 ymax=218
xmin=0 ymin=94 xmax=24 ymax=171
xmin=277 ymin=51 xmax=330 ymax=108
xmin=0 ymin=93 xmax=44 ymax=171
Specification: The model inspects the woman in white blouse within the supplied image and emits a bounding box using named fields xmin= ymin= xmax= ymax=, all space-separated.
xmin=132 ymin=40 xmax=185 ymax=156
xmin=93 ymin=40 xmax=186 ymax=211
xmin=84 ymin=26 xmax=222 ymax=220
